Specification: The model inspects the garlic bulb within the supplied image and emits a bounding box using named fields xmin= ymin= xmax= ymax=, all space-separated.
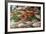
xmin=32 ymin=22 xmax=41 ymax=27
xmin=25 ymin=21 xmax=32 ymax=26
xmin=35 ymin=15 xmax=40 ymax=19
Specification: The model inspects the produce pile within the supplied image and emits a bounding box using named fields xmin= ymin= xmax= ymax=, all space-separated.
xmin=10 ymin=6 xmax=41 ymax=28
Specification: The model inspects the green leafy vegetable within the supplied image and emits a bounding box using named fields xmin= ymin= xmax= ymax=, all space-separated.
xmin=28 ymin=16 xmax=37 ymax=21
xmin=15 ymin=12 xmax=21 ymax=15
xmin=11 ymin=15 xmax=20 ymax=22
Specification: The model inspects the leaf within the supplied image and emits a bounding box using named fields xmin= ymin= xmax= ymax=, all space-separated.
xmin=28 ymin=16 xmax=37 ymax=21
xmin=11 ymin=15 xmax=20 ymax=22
xmin=15 ymin=11 xmax=21 ymax=15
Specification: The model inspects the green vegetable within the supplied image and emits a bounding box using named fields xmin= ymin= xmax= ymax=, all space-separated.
xmin=10 ymin=11 xmax=21 ymax=22
xmin=15 ymin=12 xmax=21 ymax=15
xmin=11 ymin=15 xmax=20 ymax=22
xmin=28 ymin=16 xmax=37 ymax=21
